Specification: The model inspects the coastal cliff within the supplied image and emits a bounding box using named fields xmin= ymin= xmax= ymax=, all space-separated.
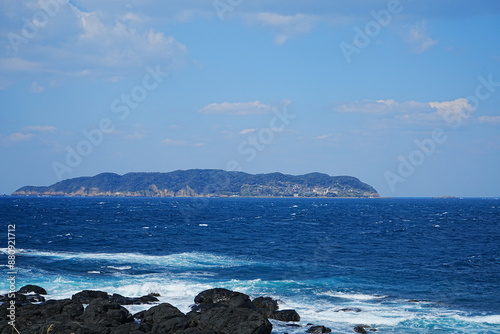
xmin=13 ymin=169 xmax=379 ymax=198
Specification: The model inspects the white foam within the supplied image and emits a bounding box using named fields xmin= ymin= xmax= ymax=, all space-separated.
xmin=319 ymin=291 xmax=387 ymax=301
xmin=19 ymin=249 xmax=256 ymax=269
xmin=106 ymin=266 xmax=132 ymax=270
xmin=109 ymin=279 xmax=214 ymax=313
xmin=455 ymin=314 xmax=500 ymax=324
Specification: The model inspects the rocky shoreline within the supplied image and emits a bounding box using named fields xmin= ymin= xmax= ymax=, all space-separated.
xmin=0 ymin=285 xmax=379 ymax=334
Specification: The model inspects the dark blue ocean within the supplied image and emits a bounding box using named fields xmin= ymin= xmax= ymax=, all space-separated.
xmin=1 ymin=197 xmax=499 ymax=333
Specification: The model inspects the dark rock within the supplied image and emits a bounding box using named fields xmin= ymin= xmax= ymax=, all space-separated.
xmin=140 ymin=294 xmax=160 ymax=304
xmin=111 ymin=323 xmax=145 ymax=334
xmin=18 ymin=284 xmax=48 ymax=295
xmin=0 ymin=299 xmax=84 ymax=334
xmin=1 ymin=288 xmax=282 ymax=334
xmin=111 ymin=293 xmax=159 ymax=305
xmin=194 ymin=288 xmax=254 ymax=309
xmin=335 ymin=308 xmax=362 ymax=312
xmin=307 ymin=325 xmax=332 ymax=333
xmin=188 ymin=304 xmax=272 ymax=334
xmin=0 ymin=292 xmax=45 ymax=306
xmin=139 ymin=302 xmax=190 ymax=333
xmin=26 ymin=294 xmax=45 ymax=303
xmin=176 ymin=329 xmax=218 ymax=334
xmin=253 ymin=296 xmax=279 ymax=317
xmin=134 ymin=309 xmax=146 ymax=320
xmin=71 ymin=290 xmax=109 ymax=303
xmin=79 ymin=299 xmax=134 ymax=328
xmin=354 ymin=324 xmax=373 ymax=334
xmin=4 ymin=293 xmax=30 ymax=306
xmin=269 ymin=309 xmax=301 ymax=322
xmin=40 ymin=299 xmax=84 ymax=319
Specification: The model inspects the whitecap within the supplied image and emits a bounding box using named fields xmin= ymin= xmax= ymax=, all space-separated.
xmin=319 ymin=291 xmax=387 ymax=300
xmin=106 ymin=266 xmax=132 ymax=270
xmin=19 ymin=249 xmax=259 ymax=269
xmin=455 ymin=314 xmax=500 ymax=324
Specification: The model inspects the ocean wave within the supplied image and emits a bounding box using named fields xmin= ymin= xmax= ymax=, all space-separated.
xmin=12 ymin=249 xmax=258 ymax=269
xmin=455 ymin=314 xmax=500 ymax=324
xmin=318 ymin=291 xmax=387 ymax=301
xmin=106 ymin=266 xmax=132 ymax=270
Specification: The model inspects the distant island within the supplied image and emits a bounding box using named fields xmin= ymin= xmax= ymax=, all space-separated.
xmin=13 ymin=169 xmax=379 ymax=198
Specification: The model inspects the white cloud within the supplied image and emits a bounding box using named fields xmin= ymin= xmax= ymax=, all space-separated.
xmin=314 ymin=134 xmax=333 ymax=140
xmin=335 ymin=99 xmax=425 ymax=114
xmin=0 ymin=3 xmax=188 ymax=80
xmin=334 ymin=98 xmax=476 ymax=127
xmin=0 ymin=58 xmax=39 ymax=72
xmin=7 ymin=132 xmax=35 ymax=143
xmin=478 ymin=115 xmax=500 ymax=125
xmin=72 ymin=7 xmax=188 ymax=69
xmin=161 ymin=138 xmax=189 ymax=146
xmin=124 ymin=132 xmax=145 ymax=140
xmin=402 ymin=20 xmax=437 ymax=53
xmin=200 ymin=101 xmax=276 ymax=115
xmin=429 ymin=98 xmax=475 ymax=121
xmin=240 ymin=129 xmax=257 ymax=135
xmin=22 ymin=125 xmax=57 ymax=132
xmin=248 ymin=12 xmax=319 ymax=45
xmin=30 ymin=82 xmax=45 ymax=93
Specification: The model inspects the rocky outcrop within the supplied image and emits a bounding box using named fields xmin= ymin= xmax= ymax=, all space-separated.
xmin=188 ymin=288 xmax=272 ymax=334
xmin=18 ymin=284 xmax=47 ymax=295
xmin=306 ymin=326 xmax=332 ymax=333
xmin=269 ymin=309 xmax=301 ymax=322
xmin=71 ymin=289 xmax=159 ymax=305
xmin=1 ymin=286 xmax=326 ymax=334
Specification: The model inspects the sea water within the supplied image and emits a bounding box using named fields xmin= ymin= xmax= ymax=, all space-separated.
xmin=0 ymin=197 xmax=499 ymax=333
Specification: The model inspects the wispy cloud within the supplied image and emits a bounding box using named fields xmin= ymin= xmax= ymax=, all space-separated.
xmin=200 ymin=101 xmax=276 ymax=115
xmin=402 ymin=20 xmax=437 ymax=53
xmin=30 ymin=82 xmax=45 ymax=93
xmin=335 ymin=99 xmax=423 ymax=114
xmin=239 ymin=129 xmax=258 ymax=135
xmin=124 ymin=132 xmax=146 ymax=140
xmin=161 ymin=138 xmax=189 ymax=146
xmin=314 ymin=134 xmax=334 ymax=140
xmin=335 ymin=98 xmax=476 ymax=126
xmin=7 ymin=132 xmax=35 ymax=143
xmin=478 ymin=115 xmax=500 ymax=125
xmin=22 ymin=125 xmax=57 ymax=132
xmin=247 ymin=12 xmax=319 ymax=45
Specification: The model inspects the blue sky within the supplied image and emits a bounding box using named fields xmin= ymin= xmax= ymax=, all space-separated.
xmin=1 ymin=0 xmax=499 ymax=197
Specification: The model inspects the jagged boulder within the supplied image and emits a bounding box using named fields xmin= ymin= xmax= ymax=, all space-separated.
xmin=111 ymin=293 xmax=159 ymax=305
xmin=194 ymin=288 xmax=254 ymax=309
xmin=71 ymin=290 xmax=109 ymax=303
xmin=307 ymin=325 xmax=332 ymax=333
xmin=79 ymin=299 xmax=134 ymax=328
xmin=0 ymin=299 xmax=84 ymax=334
xmin=18 ymin=284 xmax=47 ymax=295
xmin=269 ymin=309 xmax=300 ymax=322
xmin=139 ymin=302 xmax=191 ymax=333
xmin=252 ymin=296 xmax=279 ymax=317
xmin=188 ymin=304 xmax=272 ymax=334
